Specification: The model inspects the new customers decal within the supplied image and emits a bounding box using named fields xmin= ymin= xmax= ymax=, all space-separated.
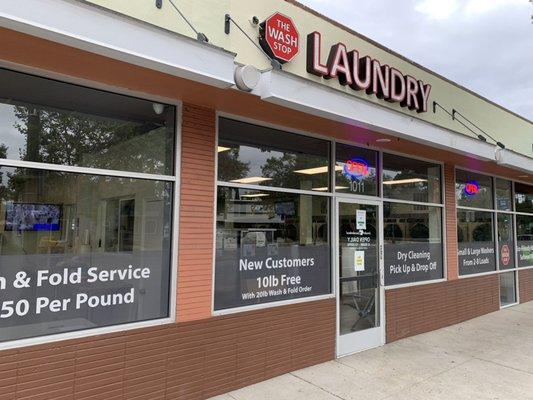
xmin=307 ymin=32 xmax=432 ymax=113
xmin=214 ymin=244 xmax=330 ymax=311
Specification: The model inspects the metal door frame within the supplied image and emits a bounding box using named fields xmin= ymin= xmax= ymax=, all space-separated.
xmin=335 ymin=197 xmax=385 ymax=357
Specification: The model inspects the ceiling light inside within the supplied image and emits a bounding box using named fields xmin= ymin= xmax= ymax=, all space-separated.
xmin=376 ymin=138 xmax=392 ymax=143
xmin=217 ymin=146 xmax=231 ymax=153
xmin=230 ymin=177 xmax=273 ymax=184
xmin=383 ymin=178 xmax=428 ymax=185
xmin=312 ymin=186 xmax=349 ymax=192
xmin=241 ymin=193 xmax=269 ymax=198
xmin=295 ymin=165 xmax=343 ymax=175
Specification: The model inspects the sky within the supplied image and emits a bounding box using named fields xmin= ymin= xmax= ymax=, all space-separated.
xmin=298 ymin=0 xmax=533 ymax=121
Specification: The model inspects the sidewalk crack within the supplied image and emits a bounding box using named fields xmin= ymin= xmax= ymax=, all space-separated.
xmin=472 ymin=357 xmax=533 ymax=376
xmin=290 ymin=372 xmax=347 ymax=400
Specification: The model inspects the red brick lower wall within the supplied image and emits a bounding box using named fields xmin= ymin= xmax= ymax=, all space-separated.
xmin=519 ymin=268 xmax=533 ymax=304
xmin=0 ymin=299 xmax=335 ymax=400
xmin=385 ymin=274 xmax=500 ymax=342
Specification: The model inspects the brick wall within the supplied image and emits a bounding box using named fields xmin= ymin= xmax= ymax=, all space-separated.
xmin=444 ymin=164 xmax=458 ymax=280
xmin=176 ymin=104 xmax=216 ymax=322
xmin=385 ymin=275 xmax=500 ymax=342
xmin=0 ymin=299 xmax=335 ymax=400
xmin=519 ymin=269 xmax=533 ymax=304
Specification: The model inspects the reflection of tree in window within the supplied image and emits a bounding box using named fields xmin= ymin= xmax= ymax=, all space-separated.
xmin=262 ymin=153 xmax=328 ymax=189
xmin=409 ymin=223 xmax=429 ymax=240
xmin=384 ymin=224 xmax=403 ymax=242
xmin=473 ymin=223 xmax=492 ymax=241
xmin=0 ymin=144 xmax=7 ymax=198
xmin=13 ymin=106 xmax=171 ymax=174
xmin=383 ymin=169 xmax=430 ymax=202
xmin=457 ymin=227 xmax=464 ymax=243
xmin=217 ymin=148 xmax=249 ymax=181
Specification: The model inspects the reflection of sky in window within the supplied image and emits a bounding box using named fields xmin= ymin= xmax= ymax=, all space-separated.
xmin=238 ymin=146 xmax=283 ymax=176
xmin=0 ymin=104 xmax=23 ymax=159
xmin=382 ymin=169 xmax=401 ymax=181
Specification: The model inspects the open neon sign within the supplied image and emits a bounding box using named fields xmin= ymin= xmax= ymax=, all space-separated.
xmin=465 ymin=181 xmax=479 ymax=196
xmin=343 ymin=158 xmax=369 ymax=180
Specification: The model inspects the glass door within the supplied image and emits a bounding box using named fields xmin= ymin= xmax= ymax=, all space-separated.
xmin=336 ymin=199 xmax=384 ymax=356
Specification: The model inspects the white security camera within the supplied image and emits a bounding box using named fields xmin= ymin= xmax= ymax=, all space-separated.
xmin=152 ymin=103 xmax=165 ymax=115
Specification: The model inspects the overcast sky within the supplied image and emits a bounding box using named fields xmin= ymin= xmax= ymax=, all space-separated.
xmin=298 ymin=0 xmax=533 ymax=121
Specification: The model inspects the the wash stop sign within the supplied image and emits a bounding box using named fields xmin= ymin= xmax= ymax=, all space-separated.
xmin=259 ymin=12 xmax=299 ymax=64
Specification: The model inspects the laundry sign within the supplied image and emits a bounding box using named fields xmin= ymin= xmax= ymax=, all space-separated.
xmin=306 ymin=32 xmax=432 ymax=113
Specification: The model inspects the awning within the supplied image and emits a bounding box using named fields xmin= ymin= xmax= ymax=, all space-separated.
xmin=0 ymin=0 xmax=236 ymax=89
xmin=254 ymin=69 xmax=533 ymax=173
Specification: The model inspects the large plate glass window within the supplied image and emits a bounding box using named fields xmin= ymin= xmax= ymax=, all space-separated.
xmin=457 ymin=210 xmax=496 ymax=275
xmin=384 ymin=203 xmax=443 ymax=285
xmin=497 ymin=213 xmax=515 ymax=270
xmin=496 ymin=179 xmax=513 ymax=211
xmin=0 ymin=69 xmax=174 ymax=175
xmin=215 ymin=119 xmax=331 ymax=311
xmin=499 ymin=271 xmax=517 ymax=307
xmin=0 ymin=69 xmax=175 ymax=343
xmin=455 ymin=170 xmax=499 ymax=276
xmin=515 ymin=183 xmax=533 ymax=268
xmin=517 ymin=214 xmax=533 ymax=268
xmin=515 ymin=183 xmax=533 ymax=214
xmin=382 ymin=154 xmax=444 ymax=285
xmin=382 ymin=153 xmax=441 ymax=204
xmin=218 ymin=118 xmax=330 ymax=192
xmin=456 ymin=170 xmax=493 ymax=209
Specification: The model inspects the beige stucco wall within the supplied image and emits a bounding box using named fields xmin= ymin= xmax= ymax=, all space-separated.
xmin=84 ymin=0 xmax=533 ymax=159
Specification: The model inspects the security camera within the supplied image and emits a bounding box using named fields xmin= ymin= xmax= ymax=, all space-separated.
xmin=152 ymin=103 xmax=165 ymax=115
xmin=251 ymin=16 xmax=259 ymax=26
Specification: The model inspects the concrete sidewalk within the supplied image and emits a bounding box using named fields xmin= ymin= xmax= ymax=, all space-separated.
xmin=211 ymin=301 xmax=533 ymax=400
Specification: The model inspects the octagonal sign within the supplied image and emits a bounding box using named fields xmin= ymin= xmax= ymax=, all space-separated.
xmin=259 ymin=12 xmax=299 ymax=64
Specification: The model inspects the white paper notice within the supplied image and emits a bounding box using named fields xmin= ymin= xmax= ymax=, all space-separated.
xmin=354 ymin=250 xmax=365 ymax=271
xmin=356 ymin=210 xmax=366 ymax=230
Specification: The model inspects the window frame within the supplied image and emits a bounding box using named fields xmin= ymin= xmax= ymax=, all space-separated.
xmin=379 ymin=150 xmax=446 ymax=289
xmin=213 ymin=113 xmax=448 ymax=316
xmin=0 ymin=67 xmax=181 ymax=351
xmin=455 ymin=166 xmax=530 ymax=307
xmin=213 ymin=115 xmax=336 ymax=316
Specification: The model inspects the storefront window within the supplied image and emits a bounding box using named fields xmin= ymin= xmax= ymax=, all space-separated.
xmin=0 ymin=168 xmax=173 ymax=342
xmin=496 ymin=179 xmax=513 ymax=211
xmin=335 ymin=144 xmax=378 ymax=196
xmin=383 ymin=203 xmax=443 ymax=285
xmin=457 ymin=210 xmax=496 ymax=275
xmin=515 ymin=183 xmax=533 ymax=214
xmin=215 ymin=119 xmax=332 ymax=311
xmin=382 ymin=154 xmax=441 ymax=204
xmin=0 ymin=69 xmax=175 ymax=175
xmin=218 ymin=118 xmax=331 ymax=192
xmin=0 ymin=69 xmax=175 ymax=344
xmin=499 ymin=271 xmax=517 ymax=307
xmin=517 ymin=214 xmax=533 ymax=268
xmin=497 ymin=213 xmax=515 ymax=270
xmin=455 ymin=169 xmax=493 ymax=209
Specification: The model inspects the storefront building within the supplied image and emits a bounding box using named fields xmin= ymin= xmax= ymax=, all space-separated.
xmin=0 ymin=0 xmax=532 ymax=399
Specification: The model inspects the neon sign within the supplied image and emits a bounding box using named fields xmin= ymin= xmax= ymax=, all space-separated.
xmin=343 ymin=158 xmax=369 ymax=180
xmin=464 ymin=181 xmax=479 ymax=196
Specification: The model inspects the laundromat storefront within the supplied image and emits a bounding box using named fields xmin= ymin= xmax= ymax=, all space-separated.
xmin=0 ymin=0 xmax=532 ymax=399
